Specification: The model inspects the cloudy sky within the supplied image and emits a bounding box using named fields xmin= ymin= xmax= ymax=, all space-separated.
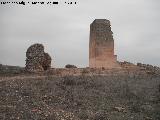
xmin=0 ymin=0 xmax=160 ymax=68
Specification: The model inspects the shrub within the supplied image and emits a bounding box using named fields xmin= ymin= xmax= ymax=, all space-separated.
xmin=65 ymin=64 xmax=77 ymax=68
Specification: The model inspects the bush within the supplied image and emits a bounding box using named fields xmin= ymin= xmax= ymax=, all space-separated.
xmin=62 ymin=76 xmax=76 ymax=86
xmin=65 ymin=64 xmax=77 ymax=68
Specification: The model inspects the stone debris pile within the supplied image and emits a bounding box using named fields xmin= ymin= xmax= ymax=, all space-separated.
xmin=137 ymin=63 xmax=160 ymax=75
xmin=25 ymin=43 xmax=51 ymax=72
xmin=119 ymin=61 xmax=137 ymax=68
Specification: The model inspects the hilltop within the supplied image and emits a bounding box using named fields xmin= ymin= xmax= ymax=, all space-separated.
xmin=0 ymin=63 xmax=160 ymax=120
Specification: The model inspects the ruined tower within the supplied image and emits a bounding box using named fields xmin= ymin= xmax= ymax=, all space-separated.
xmin=89 ymin=19 xmax=118 ymax=68
xmin=25 ymin=43 xmax=52 ymax=72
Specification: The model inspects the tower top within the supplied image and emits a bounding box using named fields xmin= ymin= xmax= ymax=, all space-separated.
xmin=92 ymin=19 xmax=110 ymax=25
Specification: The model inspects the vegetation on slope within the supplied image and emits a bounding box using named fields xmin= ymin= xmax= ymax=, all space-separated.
xmin=0 ymin=74 xmax=160 ymax=120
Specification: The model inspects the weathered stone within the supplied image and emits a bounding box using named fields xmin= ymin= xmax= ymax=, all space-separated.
xmin=89 ymin=19 xmax=119 ymax=68
xmin=42 ymin=53 xmax=51 ymax=70
xmin=25 ymin=43 xmax=51 ymax=72
xmin=119 ymin=61 xmax=137 ymax=69
xmin=137 ymin=63 xmax=160 ymax=75
xmin=114 ymin=107 xmax=125 ymax=112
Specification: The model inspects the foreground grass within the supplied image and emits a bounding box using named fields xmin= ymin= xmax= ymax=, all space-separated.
xmin=0 ymin=75 xmax=160 ymax=120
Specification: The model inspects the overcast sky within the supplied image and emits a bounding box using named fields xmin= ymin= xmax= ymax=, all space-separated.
xmin=0 ymin=0 xmax=160 ymax=68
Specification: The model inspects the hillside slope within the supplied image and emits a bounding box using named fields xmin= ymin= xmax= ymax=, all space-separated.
xmin=0 ymin=73 xmax=160 ymax=120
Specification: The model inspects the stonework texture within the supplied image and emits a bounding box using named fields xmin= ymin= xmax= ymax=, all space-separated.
xmin=25 ymin=43 xmax=51 ymax=72
xmin=89 ymin=19 xmax=119 ymax=68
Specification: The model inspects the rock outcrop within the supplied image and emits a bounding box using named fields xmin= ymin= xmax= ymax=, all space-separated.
xmin=25 ymin=43 xmax=51 ymax=72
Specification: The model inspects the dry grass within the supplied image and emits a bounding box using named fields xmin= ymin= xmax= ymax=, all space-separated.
xmin=0 ymin=73 xmax=160 ymax=120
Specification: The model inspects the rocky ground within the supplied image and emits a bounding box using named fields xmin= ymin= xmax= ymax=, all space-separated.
xmin=0 ymin=70 xmax=160 ymax=120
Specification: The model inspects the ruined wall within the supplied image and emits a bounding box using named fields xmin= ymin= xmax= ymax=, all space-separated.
xmin=25 ymin=44 xmax=51 ymax=72
xmin=137 ymin=63 xmax=160 ymax=75
xmin=89 ymin=19 xmax=118 ymax=68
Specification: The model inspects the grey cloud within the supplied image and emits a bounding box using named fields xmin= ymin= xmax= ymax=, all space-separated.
xmin=0 ymin=0 xmax=160 ymax=67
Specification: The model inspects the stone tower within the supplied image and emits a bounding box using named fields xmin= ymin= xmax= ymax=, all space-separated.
xmin=89 ymin=19 xmax=118 ymax=68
